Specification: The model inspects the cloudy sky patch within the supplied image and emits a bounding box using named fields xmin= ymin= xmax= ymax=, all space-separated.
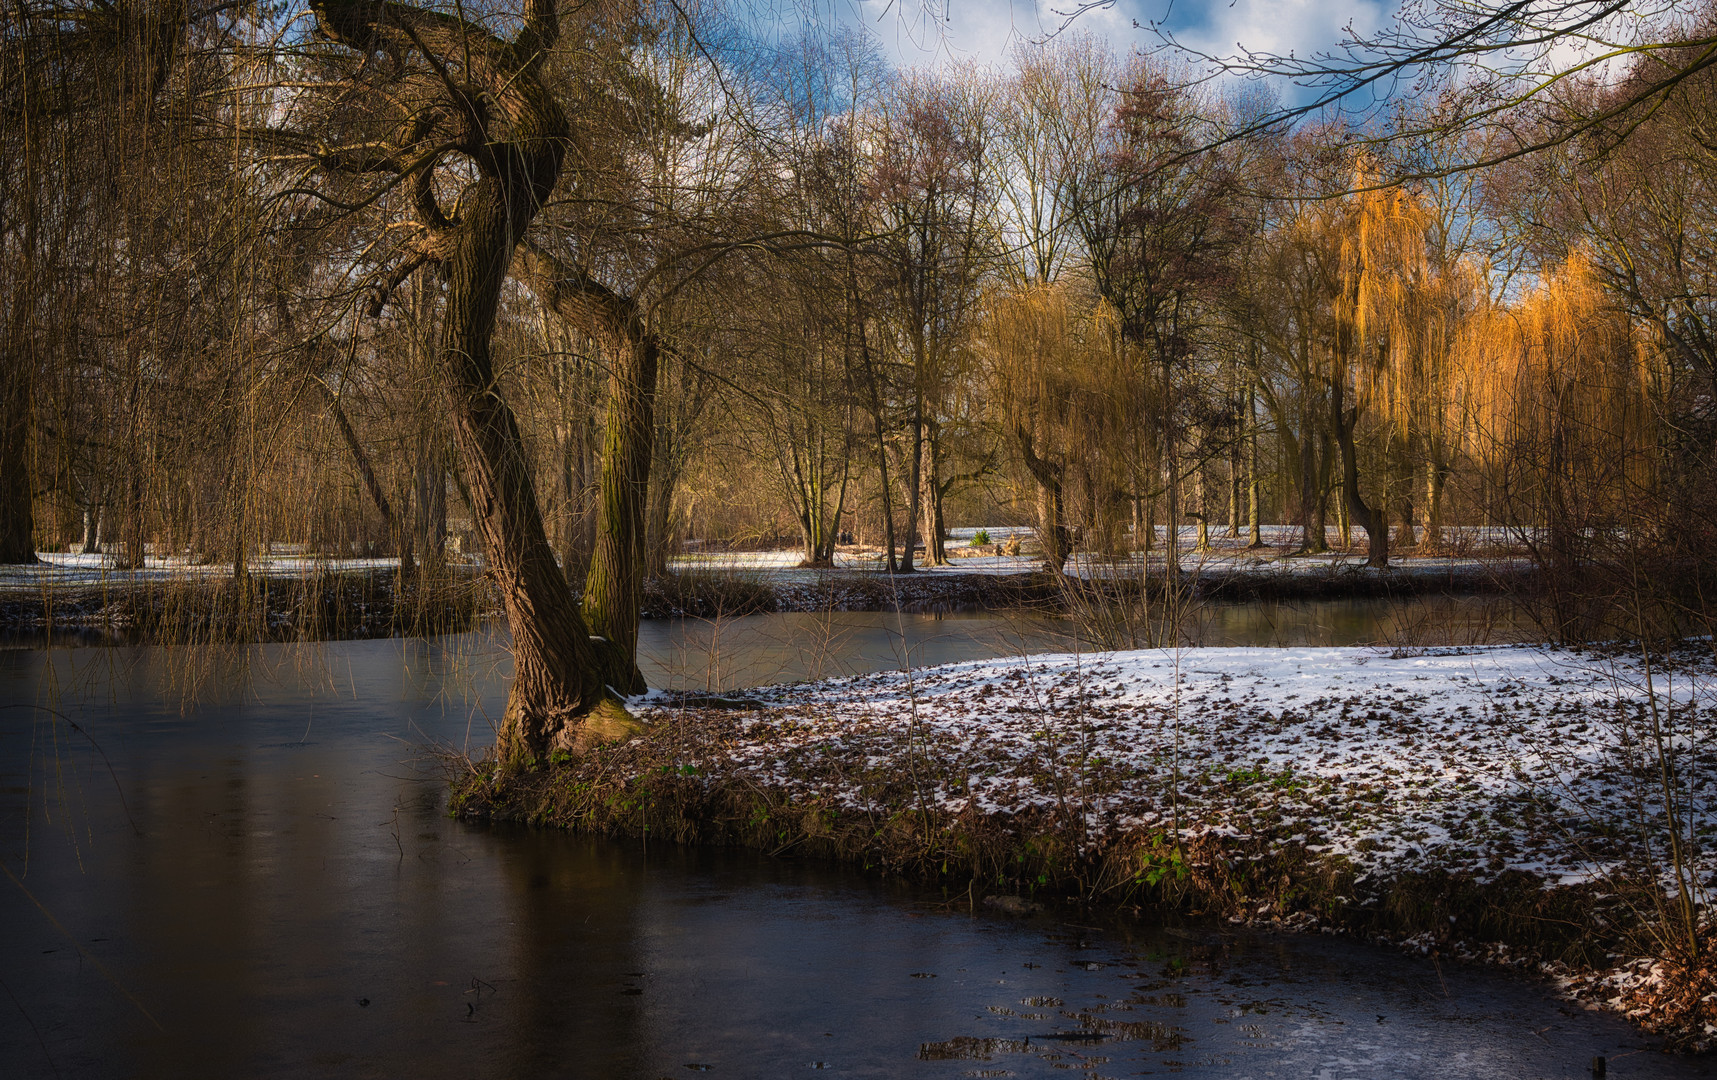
xmin=838 ymin=0 xmax=1395 ymax=72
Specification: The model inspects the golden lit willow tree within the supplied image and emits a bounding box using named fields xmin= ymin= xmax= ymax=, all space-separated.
xmin=1459 ymin=253 xmax=1660 ymax=580
xmin=1282 ymin=168 xmax=1453 ymax=567
xmin=984 ymin=282 xmax=1131 ymax=572
xmin=267 ymin=0 xmax=645 ymax=763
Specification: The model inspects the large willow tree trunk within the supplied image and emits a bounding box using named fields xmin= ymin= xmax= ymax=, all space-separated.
xmin=512 ymin=246 xmax=663 ymax=696
xmin=307 ymin=0 xmax=637 ymax=765
xmin=444 ymin=204 xmax=617 ymax=761
xmin=583 ymin=336 xmax=658 ymax=695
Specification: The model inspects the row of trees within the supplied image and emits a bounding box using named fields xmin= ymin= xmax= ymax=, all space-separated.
xmin=4 ymin=0 xmax=1715 ymax=755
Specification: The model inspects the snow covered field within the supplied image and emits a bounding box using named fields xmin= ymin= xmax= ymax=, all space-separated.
xmin=671 ymin=524 xmax=1523 ymax=581
xmin=637 ymin=642 xmax=1714 ymax=892
xmin=0 ymin=552 xmax=414 ymax=592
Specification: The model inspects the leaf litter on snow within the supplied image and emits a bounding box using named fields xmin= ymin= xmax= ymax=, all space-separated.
xmin=635 ymin=643 xmax=1717 ymax=893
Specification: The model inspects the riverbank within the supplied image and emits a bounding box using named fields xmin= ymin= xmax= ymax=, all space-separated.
xmin=454 ymin=641 xmax=1717 ymax=1052
xmin=645 ymin=556 xmax=1518 ymax=618
xmin=0 ymin=562 xmax=482 ymax=641
xmin=1 ymin=549 xmax=1525 ymax=639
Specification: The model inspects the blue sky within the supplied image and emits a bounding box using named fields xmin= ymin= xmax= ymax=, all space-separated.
xmin=841 ymin=0 xmax=1396 ymax=71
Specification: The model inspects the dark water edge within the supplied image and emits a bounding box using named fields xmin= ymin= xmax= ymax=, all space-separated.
xmin=0 ymin=569 xmax=484 ymax=644
xmin=0 ymin=561 xmax=1520 ymax=646
xmin=645 ymin=563 xmax=1514 ymax=619
xmin=631 ymin=599 xmax=1540 ymax=692
xmin=0 ymin=635 xmax=1708 ymax=1078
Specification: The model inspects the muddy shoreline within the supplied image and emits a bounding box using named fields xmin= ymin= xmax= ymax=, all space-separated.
xmin=453 ymin=749 xmax=1712 ymax=1054
xmin=452 ymin=642 xmax=1717 ymax=1055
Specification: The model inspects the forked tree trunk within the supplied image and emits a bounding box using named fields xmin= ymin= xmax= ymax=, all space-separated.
xmin=1395 ymin=498 xmax=1416 ymax=552
xmin=81 ymin=499 xmax=103 ymax=555
xmin=308 ymin=0 xmax=635 ymax=765
xmin=1015 ymin=423 xmax=1071 ymax=573
xmin=513 ymin=245 xmax=662 ymax=697
xmin=441 ymin=199 xmax=616 ymax=761
xmin=1330 ymin=379 xmax=1388 ymax=568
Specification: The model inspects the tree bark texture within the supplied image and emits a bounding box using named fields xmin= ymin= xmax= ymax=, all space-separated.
xmin=581 ymin=335 xmax=657 ymax=693
xmin=308 ymin=0 xmax=636 ymax=763
xmin=512 ymin=245 xmax=663 ymax=696
xmin=1330 ymin=377 xmax=1388 ymax=567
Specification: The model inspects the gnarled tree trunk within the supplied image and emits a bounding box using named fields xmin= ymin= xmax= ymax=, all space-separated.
xmin=308 ymin=0 xmax=635 ymax=765
xmin=583 ymin=335 xmax=658 ymax=695
xmin=1015 ymin=423 xmax=1071 ymax=573
xmin=512 ymin=245 xmax=664 ymax=696
xmin=1330 ymin=377 xmax=1388 ymax=568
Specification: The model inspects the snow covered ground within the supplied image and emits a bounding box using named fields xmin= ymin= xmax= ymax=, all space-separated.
xmin=636 ymin=642 xmax=1715 ymax=892
xmin=0 ymin=553 xmax=421 ymax=592
xmin=8 ymin=521 xmax=1519 ymax=592
xmin=671 ymin=524 xmax=1524 ymax=580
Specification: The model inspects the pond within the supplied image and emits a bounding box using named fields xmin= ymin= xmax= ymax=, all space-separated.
xmin=1 ymin=627 xmax=1704 ymax=1078
xmin=635 ymin=594 xmax=1538 ymax=691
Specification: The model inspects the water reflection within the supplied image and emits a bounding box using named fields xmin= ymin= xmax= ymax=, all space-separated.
xmin=0 ymin=636 xmax=1703 ymax=1079
xmin=636 ymin=596 xmax=1536 ymax=692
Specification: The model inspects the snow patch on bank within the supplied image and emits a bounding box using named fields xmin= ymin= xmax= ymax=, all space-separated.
xmin=636 ymin=643 xmax=1716 ymax=891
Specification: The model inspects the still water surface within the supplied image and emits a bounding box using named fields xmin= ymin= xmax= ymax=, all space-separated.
xmin=635 ymin=596 xmax=1536 ymax=691
xmin=0 ymin=610 xmax=1704 ymax=1078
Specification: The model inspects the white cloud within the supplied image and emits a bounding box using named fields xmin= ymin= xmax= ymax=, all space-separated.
xmin=1168 ymin=0 xmax=1390 ymax=66
xmin=848 ymin=0 xmax=1137 ymax=70
xmin=854 ymin=0 xmax=1396 ymax=76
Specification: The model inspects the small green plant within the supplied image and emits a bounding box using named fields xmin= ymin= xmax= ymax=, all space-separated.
xmin=549 ymin=749 xmax=573 ymax=765
xmin=973 ymin=528 xmax=992 ymax=546
xmin=1134 ymin=835 xmax=1189 ymax=887
xmin=1223 ymin=765 xmax=1301 ymax=791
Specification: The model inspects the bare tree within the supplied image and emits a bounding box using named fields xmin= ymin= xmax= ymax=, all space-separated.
xmin=261 ymin=0 xmax=646 ymax=762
